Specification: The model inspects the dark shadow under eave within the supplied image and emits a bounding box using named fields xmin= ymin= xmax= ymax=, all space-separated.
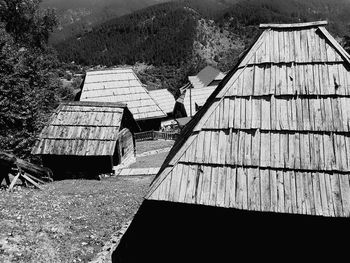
xmin=112 ymin=200 xmax=350 ymax=263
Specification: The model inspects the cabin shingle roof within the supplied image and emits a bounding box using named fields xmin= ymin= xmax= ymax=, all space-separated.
xmin=32 ymin=101 xmax=133 ymax=156
xmin=149 ymin=89 xmax=176 ymax=114
xmin=80 ymin=68 xmax=166 ymax=121
xmin=146 ymin=22 xmax=350 ymax=218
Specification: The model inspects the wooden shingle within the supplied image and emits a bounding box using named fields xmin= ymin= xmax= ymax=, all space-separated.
xmin=146 ymin=21 xmax=350 ymax=218
xmin=79 ymin=68 xmax=166 ymax=121
xmin=32 ymin=101 xmax=136 ymax=156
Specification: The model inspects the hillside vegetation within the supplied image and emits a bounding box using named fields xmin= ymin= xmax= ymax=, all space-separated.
xmin=56 ymin=2 xmax=198 ymax=66
xmin=56 ymin=0 xmax=350 ymax=68
xmin=41 ymin=0 xmax=172 ymax=43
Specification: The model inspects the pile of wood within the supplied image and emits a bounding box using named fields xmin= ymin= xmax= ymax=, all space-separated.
xmin=0 ymin=151 xmax=53 ymax=191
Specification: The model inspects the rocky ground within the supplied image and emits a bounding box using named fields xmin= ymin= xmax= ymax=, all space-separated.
xmin=0 ymin=139 xmax=174 ymax=263
xmin=0 ymin=176 xmax=153 ymax=263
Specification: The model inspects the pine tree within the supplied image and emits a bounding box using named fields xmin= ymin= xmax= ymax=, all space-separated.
xmin=0 ymin=0 xmax=73 ymax=157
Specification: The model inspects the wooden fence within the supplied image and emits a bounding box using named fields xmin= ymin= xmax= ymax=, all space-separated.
xmin=135 ymin=131 xmax=179 ymax=142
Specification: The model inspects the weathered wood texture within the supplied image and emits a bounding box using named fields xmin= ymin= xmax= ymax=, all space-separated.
xmin=147 ymin=22 xmax=350 ymax=218
xmin=118 ymin=128 xmax=135 ymax=164
xmin=32 ymin=101 xmax=137 ymax=156
xmin=149 ymin=89 xmax=176 ymax=114
xmin=0 ymin=151 xmax=52 ymax=178
xmin=79 ymin=68 xmax=167 ymax=121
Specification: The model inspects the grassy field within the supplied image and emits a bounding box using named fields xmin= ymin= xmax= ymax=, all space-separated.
xmin=0 ymin=140 xmax=174 ymax=263
xmin=135 ymin=139 xmax=174 ymax=154
xmin=129 ymin=152 xmax=170 ymax=169
xmin=0 ymin=176 xmax=153 ymax=263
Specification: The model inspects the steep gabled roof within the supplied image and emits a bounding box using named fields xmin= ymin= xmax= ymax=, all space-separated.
xmin=149 ymin=89 xmax=176 ymax=114
xmin=188 ymin=65 xmax=225 ymax=88
xmin=32 ymin=101 xmax=137 ymax=156
xmin=80 ymin=68 xmax=167 ymax=121
xmin=188 ymin=66 xmax=226 ymax=89
xmin=146 ymin=21 xmax=350 ymax=218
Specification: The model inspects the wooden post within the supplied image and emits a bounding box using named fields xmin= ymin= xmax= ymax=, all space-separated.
xmin=8 ymin=172 xmax=21 ymax=191
xmin=189 ymin=83 xmax=192 ymax=117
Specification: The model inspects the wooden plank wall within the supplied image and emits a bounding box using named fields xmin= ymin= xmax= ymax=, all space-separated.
xmin=118 ymin=128 xmax=135 ymax=164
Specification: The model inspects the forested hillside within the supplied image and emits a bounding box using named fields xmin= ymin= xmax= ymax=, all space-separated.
xmin=56 ymin=0 xmax=350 ymax=68
xmin=41 ymin=0 xmax=173 ymax=43
xmin=218 ymin=0 xmax=350 ymax=44
xmin=56 ymin=2 xmax=198 ymax=66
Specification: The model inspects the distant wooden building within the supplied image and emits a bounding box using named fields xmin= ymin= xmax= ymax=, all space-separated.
xmin=78 ymin=68 xmax=167 ymax=131
xmin=188 ymin=65 xmax=226 ymax=88
xmin=183 ymin=66 xmax=226 ymax=117
xmin=113 ymin=21 xmax=350 ymax=262
xmin=149 ymin=89 xmax=176 ymax=117
xmin=32 ymin=101 xmax=139 ymax=179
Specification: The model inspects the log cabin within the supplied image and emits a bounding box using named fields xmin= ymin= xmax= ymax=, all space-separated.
xmin=31 ymin=101 xmax=139 ymax=179
xmin=113 ymin=21 xmax=350 ymax=262
xmin=78 ymin=68 xmax=167 ymax=131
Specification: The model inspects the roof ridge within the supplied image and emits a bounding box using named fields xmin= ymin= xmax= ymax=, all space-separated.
xmin=61 ymin=101 xmax=127 ymax=108
xmin=259 ymin=20 xmax=328 ymax=29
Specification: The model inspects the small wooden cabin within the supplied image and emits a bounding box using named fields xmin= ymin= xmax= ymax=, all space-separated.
xmin=113 ymin=21 xmax=350 ymax=262
xmin=78 ymin=68 xmax=167 ymax=131
xmin=32 ymin=101 xmax=139 ymax=179
xmin=175 ymin=66 xmax=226 ymax=118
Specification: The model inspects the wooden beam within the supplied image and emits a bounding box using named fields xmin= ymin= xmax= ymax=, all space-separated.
xmin=259 ymin=21 xmax=328 ymax=29
xmin=21 ymin=173 xmax=43 ymax=190
xmin=317 ymin=26 xmax=350 ymax=65
xmin=8 ymin=172 xmax=21 ymax=191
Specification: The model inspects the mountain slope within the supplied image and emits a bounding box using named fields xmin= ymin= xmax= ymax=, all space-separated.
xmin=55 ymin=0 xmax=350 ymax=69
xmin=55 ymin=1 xmax=244 ymax=67
xmin=41 ymin=0 xmax=172 ymax=43
xmin=56 ymin=3 xmax=199 ymax=66
xmin=218 ymin=0 xmax=350 ymax=41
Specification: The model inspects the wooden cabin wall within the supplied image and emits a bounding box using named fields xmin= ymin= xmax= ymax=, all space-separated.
xmin=136 ymin=119 xmax=161 ymax=131
xmin=173 ymin=101 xmax=187 ymax=119
xmin=117 ymin=128 xmax=135 ymax=164
xmin=42 ymin=155 xmax=113 ymax=180
xmin=113 ymin=200 xmax=350 ymax=263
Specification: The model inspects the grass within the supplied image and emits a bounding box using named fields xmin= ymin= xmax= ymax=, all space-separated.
xmin=128 ymin=151 xmax=170 ymax=169
xmin=0 ymin=139 xmax=174 ymax=262
xmin=0 ymin=176 xmax=153 ymax=263
xmin=135 ymin=140 xmax=174 ymax=154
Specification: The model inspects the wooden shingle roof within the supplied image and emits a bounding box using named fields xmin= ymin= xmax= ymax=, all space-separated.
xmin=32 ymin=101 xmax=135 ymax=156
xmin=80 ymin=68 xmax=167 ymax=121
xmin=188 ymin=66 xmax=225 ymax=88
xmin=149 ymin=89 xmax=176 ymax=114
xmin=146 ymin=21 xmax=350 ymax=218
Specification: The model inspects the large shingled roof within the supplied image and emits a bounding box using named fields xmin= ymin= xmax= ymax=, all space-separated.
xmin=146 ymin=21 xmax=350 ymax=218
xmin=79 ymin=68 xmax=167 ymax=121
